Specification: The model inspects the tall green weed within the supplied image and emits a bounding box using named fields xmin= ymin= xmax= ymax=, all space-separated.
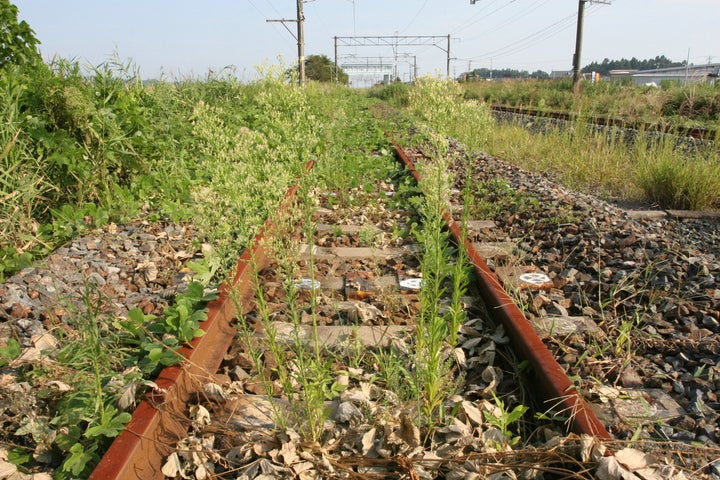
xmin=408 ymin=77 xmax=494 ymax=150
xmin=0 ymin=66 xmax=52 ymax=277
xmin=635 ymin=137 xmax=720 ymax=210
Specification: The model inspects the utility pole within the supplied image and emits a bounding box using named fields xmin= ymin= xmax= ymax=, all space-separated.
xmin=572 ymin=0 xmax=611 ymax=93
xmin=447 ymin=34 xmax=451 ymax=78
xmin=297 ymin=0 xmax=305 ymax=85
xmin=334 ymin=37 xmax=339 ymax=83
xmin=267 ymin=0 xmax=306 ymax=85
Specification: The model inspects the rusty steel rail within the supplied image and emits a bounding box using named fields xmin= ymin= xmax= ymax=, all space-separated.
xmin=388 ymin=136 xmax=612 ymax=440
xmin=90 ymin=164 xmax=312 ymax=480
xmin=491 ymin=104 xmax=715 ymax=141
xmin=91 ymin=133 xmax=613 ymax=478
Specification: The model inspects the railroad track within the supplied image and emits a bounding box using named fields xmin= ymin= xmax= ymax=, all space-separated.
xmin=490 ymin=105 xmax=717 ymax=142
xmin=87 ymin=130 xmax=720 ymax=479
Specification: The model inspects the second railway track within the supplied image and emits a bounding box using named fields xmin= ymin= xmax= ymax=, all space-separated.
xmin=489 ymin=105 xmax=718 ymax=143
xmin=88 ymin=125 xmax=720 ymax=479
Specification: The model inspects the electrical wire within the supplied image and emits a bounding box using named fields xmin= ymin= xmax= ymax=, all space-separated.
xmin=466 ymin=4 xmax=604 ymax=64
xmin=400 ymin=0 xmax=430 ymax=33
xmin=467 ymin=13 xmax=576 ymax=61
xmin=246 ymin=0 xmax=269 ymax=18
xmin=452 ymin=0 xmax=516 ymax=36
xmin=262 ymin=0 xmax=285 ymax=18
xmin=461 ymin=0 xmax=552 ymax=42
xmin=249 ymin=0 xmax=295 ymax=46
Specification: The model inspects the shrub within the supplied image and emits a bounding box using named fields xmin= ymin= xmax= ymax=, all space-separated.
xmin=408 ymin=76 xmax=494 ymax=150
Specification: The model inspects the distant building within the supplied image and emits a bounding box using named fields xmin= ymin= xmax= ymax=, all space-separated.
xmin=630 ymin=63 xmax=719 ymax=86
xmin=608 ymin=69 xmax=638 ymax=81
xmin=550 ymin=70 xmax=572 ymax=80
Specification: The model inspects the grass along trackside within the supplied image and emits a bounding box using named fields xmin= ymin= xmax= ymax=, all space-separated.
xmin=2 ymin=60 xmax=719 ymax=477
xmin=371 ymin=78 xmax=720 ymax=211
xmin=0 ymin=60 xmax=391 ymax=477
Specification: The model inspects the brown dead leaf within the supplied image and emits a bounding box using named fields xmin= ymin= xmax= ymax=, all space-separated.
xmin=203 ymin=382 xmax=229 ymax=402
xmin=398 ymin=413 xmax=421 ymax=448
xmin=10 ymin=347 xmax=42 ymax=367
xmin=335 ymin=401 xmax=364 ymax=424
xmin=355 ymin=301 xmax=384 ymax=323
xmin=31 ymin=332 xmax=58 ymax=351
xmin=292 ymin=461 xmax=315 ymax=477
xmin=118 ymin=382 xmax=137 ymax=411
xmin=361 ymin=428 xmax=376 ymax=456
xmin=596 ymin=456 xmax=641 ymax=480
xmin=136 ymin=261 xmax=158 ymax=282
xmin=460 ymin=401 xmax=484 ymax=427
xmin=0 ymin=458 xmax=18 ymax=478
xmin=614 ymin=448 xmax=655 ymax=471
xmin=190 ymin=404 xmax=211 ymax=426
xmin=277 ymin=440 xmax=299 ymax=465
xmin=480 ymin=365 xmax=501 ymax=395
xmin=161 ymin=452 xmax=185 ymax=478
xmin=45 ymin=380 xmax=73 ymax=392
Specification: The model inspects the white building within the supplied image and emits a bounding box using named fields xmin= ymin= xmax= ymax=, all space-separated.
xmin=630 ymin=63 xmax=719 ymax=86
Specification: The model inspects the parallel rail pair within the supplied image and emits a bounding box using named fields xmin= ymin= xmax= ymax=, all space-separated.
xmin=90 ymin=139 xmax=610 ymax=479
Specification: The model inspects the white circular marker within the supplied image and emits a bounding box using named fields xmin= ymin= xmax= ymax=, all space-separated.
xmin=295 ymin=278 xmax=321 ymax=290
xmin=399 ymin=278 xmax=423 ymax=290
xmin=518 ymin=273 xmax=551 ymax=285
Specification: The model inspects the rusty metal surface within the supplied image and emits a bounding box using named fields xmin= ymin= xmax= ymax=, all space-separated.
xmin=388 ymin=136 xmax=612 ymax=440
xmin=490 ymin=104 xmax=714 ymax=141
xmin=90 ymin=164 xmax=312 ymax=480
xmin=91 ymin=141 xmax=613 ymax=478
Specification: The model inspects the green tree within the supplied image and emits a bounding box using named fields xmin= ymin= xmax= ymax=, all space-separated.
xmin=305 ymin=54 xmax=348 ymax=84
xmin=0 ymin=0 xmax=41 ymax=69
xmin=583 ymin=55 xmax=683 ymax=76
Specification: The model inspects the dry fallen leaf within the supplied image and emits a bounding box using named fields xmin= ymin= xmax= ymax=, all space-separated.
xmin=361 ymin=428 xmax=376 ymax=456
xmin=136 ymin=261 xmax=158 ymax=282
xmin=9 ymin=347 xmax=43 ymax=367
xmin=0 ymin=458 xmax=18 ymax=478
xmin=117 ymin=382 xmax=138 ymax=411
xmin=596 ymin=456 xmax=641 ymax=480
xmin=190 ymin=404 xmax=211 ymax=427
xmin=480 ymin=365 xmax=501 ymax=395
xmin=398 ymin=413 xmax=421 ymax=448
xmin=452 ymin=347 xmax=466 ymax=368
xmin=354 ymin=301 xmax=384 ymax=323
xmin=335 ymin=401 xmax=364 ymax=424
xmin=203 ymin=382 xmax=229 ymax=402
xmin=45 ymin=380 xmax=73 ymax=392
xmin=161 ymin=452 xmax=185 ymax=478
xmin=277 ymin=440 xmax=299 ymax=465
xmin=31 ymin=332 xmax=58 ymax=351
xmin=460 ymin=401 xmax=484 ymax=427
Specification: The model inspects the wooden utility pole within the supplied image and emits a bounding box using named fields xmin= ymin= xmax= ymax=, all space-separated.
xmin=267 ymin=0 xmax=306 ymax=85
xmin=572 ymin=0 xmax=611 ymax=93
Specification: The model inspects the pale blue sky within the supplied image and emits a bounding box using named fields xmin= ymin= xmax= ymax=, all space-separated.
xmin=13 ymin=1 xmax=719 ymax=81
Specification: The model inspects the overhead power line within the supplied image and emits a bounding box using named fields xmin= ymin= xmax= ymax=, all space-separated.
xmin=400 ymin=0 xmax=430 ymax=33
xmin=466 ymin=11 xmax=578 ymax=61
xmin=267 ymin=0 xmax=306 ymax=85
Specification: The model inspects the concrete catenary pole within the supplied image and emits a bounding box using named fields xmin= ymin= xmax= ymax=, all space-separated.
xmin=297 ymin=0 xmax=305 ymax=85
xmin=572 ymin=0 xmax=586 ymax=93
xmin=573 ymin=0 xmax=611 ymax=93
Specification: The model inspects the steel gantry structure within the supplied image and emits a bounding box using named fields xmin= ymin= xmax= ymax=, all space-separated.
xmin=333 ymin=35 xmax=451 ymax=83
xmin=338 ymin=54 xmax=418 ymax=86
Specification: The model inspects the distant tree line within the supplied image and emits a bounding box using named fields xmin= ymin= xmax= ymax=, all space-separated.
xmin=465 ymin=68 xmax=549 ymax=80
xmin=461 ymin=55 xmax=686 ymax=81
xmin=582 ymin=55 xmax=683 ymax=76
